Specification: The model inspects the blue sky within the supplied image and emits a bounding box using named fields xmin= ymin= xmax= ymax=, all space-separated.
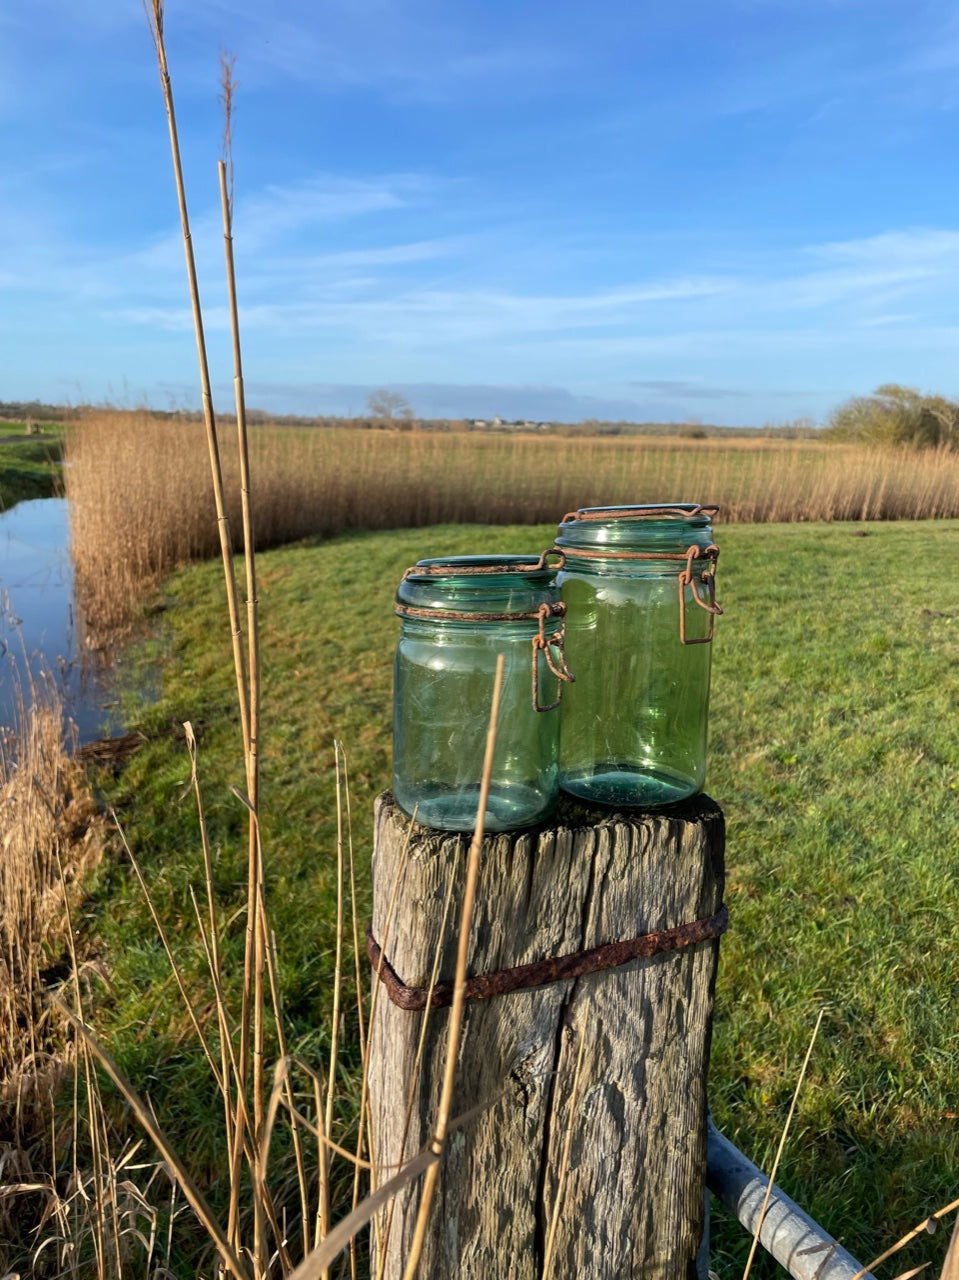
xmin=4 ymin=0 xmax=959 ymax=425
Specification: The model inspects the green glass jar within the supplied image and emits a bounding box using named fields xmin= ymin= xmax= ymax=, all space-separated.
xmin=393 ymin=555 xmax=572 ymax=832
xmin=555 ymin=504 xmax=722 ymax=808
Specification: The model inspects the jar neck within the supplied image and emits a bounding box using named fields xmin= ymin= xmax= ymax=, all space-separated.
xmin=556 ymin=517 xmax=714 ymax=557
xmin=559 ymin=551 xmax=714 ymax=578
xmin=397 ymin=613 xmax=562 ymax=637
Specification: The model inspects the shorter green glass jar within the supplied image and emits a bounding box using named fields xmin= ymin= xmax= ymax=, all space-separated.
xmin=555 ymin=504 xmax=722 ymax=808
xmin=393 ymin=555 xmax=571 ymax=832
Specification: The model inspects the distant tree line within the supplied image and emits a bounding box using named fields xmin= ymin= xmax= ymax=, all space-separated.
xmin=14 ymin=388 xmax=959 ymax=448
xmin=823 ymin=384 xmax=959 ymax=450
xmin=0 ymin=399 xmax=78 ymax=422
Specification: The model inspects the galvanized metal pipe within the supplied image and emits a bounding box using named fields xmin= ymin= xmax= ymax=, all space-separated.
xmin=707 ymin=1120 xmax=876 ymax=1280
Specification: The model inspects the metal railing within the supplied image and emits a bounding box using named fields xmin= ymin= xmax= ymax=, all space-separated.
xmin=706 ymin=1120 xmax=876 ymax=1280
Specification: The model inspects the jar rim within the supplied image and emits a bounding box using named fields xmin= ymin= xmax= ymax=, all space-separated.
xmin=397 ymin=554 xmax=560 ymax=616
xmin=561 ymin=503 xmax=719 ymax=524
xmin=403 ymin=554 xmax=552 ymax=581
xmin=556 ymin=504 xmax=719 ymax=557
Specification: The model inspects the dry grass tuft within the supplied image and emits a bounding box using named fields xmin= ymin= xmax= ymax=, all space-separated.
xmin=0 ymin=684 xmax=103 ymax=1109
xmin=0 ymin=667 xmax=109 ymax=1271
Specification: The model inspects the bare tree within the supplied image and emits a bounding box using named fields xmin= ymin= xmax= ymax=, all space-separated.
xmin=366 ymin=388 xmax=414 ymax=425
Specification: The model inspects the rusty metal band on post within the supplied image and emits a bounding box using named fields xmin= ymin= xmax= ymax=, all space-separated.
xmin=367 ymin=903 xmax=728 ymax=1012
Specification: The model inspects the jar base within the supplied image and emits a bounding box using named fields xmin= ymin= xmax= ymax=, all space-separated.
xmin=395 ymin=781 xmax=555 ymax=833
xmin=559 ymin=765 xmax=699 ymax=809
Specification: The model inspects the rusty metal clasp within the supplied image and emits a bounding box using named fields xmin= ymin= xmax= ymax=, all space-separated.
xmin=678 ymin=544 xmax=723 ymax=645
xmin=532 ymin=603 xmax=575 ymax=711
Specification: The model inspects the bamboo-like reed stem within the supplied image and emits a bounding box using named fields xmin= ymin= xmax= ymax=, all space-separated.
xmin=144 ymin=18 xmax=261 ymax=1258
xmin=319 ymin=744 xmax=348 ymax=1278
xmin=345 ymin=747 xmax=382 ymax=1261
xmin=292 ymin=1148 xmax=440 ymax=1280
xmin=185 ymin=881 xmax=288 ymax=1247
xmin=375 ymin=856 xmax=460 ymax=1279
xmin=339 ymin=741 xmax=380 ymax=1277
xmin=145 ymin=2 xmax=251 ymax=766
xmin=185 ymin=720 xmax=237 ymax=1173
xmin=400 ymin=655 xmax=505 ymax=1280
xmin=852 ymin=1200 xmax=959 ymax=1280
xmin=217 ymin=55 xmax=269 ymax=1275
xmin=259 ymin=883 xmax=311 ymax=1264
xmin=940 ymin=1212 xmax=959 ymax=1280
xmin=742 ymin=1007 xmax=826 ymax=1280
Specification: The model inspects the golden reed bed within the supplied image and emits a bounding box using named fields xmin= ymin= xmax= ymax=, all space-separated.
xmin=64 ymin=410 xmax=959 ymax=635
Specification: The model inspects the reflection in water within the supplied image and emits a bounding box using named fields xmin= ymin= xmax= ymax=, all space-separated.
xmin=0 ymin=497 xmax=117 ymax=743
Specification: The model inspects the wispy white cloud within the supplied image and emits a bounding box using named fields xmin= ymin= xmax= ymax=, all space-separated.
xmin=144 ymin=173 xmax=437 ymax=263
xmin=756 ymin=266 xmax=933 ymax=312
xmin=808 ymin=227 xmax=959 ymax=262
xmin=105 ymin=274 xmax=735 ymax=343
xmin=239 ymin=175 xmax=413 ymax=233
xmin=860 ymin=313 xmax=919 ymax=328
xmin=0 ymin=170 xmax=448 ymax=304
xmin=10 ymin=148 xmax=959 ymax=376
xmin=89 ymin=217 xmax=959 ymax=358
xmin=292 ymin=238 xmax=465 ymax=269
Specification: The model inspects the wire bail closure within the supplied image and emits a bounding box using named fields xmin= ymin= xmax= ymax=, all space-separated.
xmin=679 ymin=544 xmax=722 ymax=645
xmin=396 ymin=558 xmax=574 ymax=712
xmin=532 ymin=602 xmax=575 ymax=712
xmin=550 ymin=541 xmax=723 ymax=645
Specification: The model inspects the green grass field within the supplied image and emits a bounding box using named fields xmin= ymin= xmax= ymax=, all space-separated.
xmin=0 ymin=420 xmax=63 ymax=508
xmin=85 ymin=518 xmax=959 ymax=1275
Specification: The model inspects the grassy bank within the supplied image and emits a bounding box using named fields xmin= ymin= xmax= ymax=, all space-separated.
xmin=75 ymin=517 xmax=959 ymax=1275
xmin=0 ymin=421 xmax=63 ymax=508
xmin=64 ymin=410 xmax=959 ymax=639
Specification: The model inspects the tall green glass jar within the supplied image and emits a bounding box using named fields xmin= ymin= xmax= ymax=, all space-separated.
xmin=555 ymin=504 xmax=722 ymax=808
xmin=393 ymin=555 xmax=572 ymax=832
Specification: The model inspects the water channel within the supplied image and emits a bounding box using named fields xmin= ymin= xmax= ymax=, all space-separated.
xmin=0 ymin=497 xmax=118 ymax=744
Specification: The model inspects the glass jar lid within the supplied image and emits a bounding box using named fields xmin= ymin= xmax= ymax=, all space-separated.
xmin=397 ymin=554 xmax=560 ymax=617
xmin=556 ymin=503 xmax=718 ymax=554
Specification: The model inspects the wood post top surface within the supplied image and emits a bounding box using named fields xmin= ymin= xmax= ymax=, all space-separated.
xmin=375 ymin=788 xmax=724 ymax=849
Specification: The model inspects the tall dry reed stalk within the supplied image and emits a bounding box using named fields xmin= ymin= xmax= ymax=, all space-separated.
xmin=65 ymin=411 xmax=959 ymax=640
xmin=55 ymin=9 xmax=493 ymax=1276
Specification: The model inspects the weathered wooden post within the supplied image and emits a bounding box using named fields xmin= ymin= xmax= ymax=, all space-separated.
xmin=368 ymin=790 xmax=726 ymax=1279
